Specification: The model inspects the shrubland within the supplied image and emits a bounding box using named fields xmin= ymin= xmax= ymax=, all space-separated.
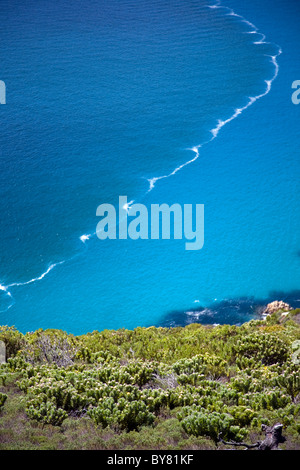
xmin=0 ymin=310 xmax=299 ymax=450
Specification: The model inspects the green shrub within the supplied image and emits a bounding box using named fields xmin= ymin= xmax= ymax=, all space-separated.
xmin=0 ymin=322 xmax=299 ymax=449
xmin=234 ymin=333 xmax=289 ymax=365
xmin=178 ymin=407 xmax=247 ymax=443
xmin=23 ymin=330 xmax=79 ymax=366
xmin=0 ymin=326 xmax=24 ymax=358
xmin=172 ymin=354 xmax=227 ymax=379
xmin=275 ymin=364 xmax=300 ymax=400
xmin=0 ymin=392 xmax=7 ymax=411
xmin=26 ymin=398 xmax=68 ymax=426
xmin=7 ymin=355 xmax=30 ymax=372
xmin=0 ymin=366 xmax=8 ymax=386
xmin=225 ymin=406 xmax=257 ymax=426
xmin=88 ymin=398 xmax=155 ymax=431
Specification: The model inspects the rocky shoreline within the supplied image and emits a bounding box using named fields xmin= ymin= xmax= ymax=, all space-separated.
xmin=261 ymin=300 xmax=293 ymax=319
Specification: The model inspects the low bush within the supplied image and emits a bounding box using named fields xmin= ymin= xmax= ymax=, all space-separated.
xmin=0 ymin=317 xmax=299 ymax=450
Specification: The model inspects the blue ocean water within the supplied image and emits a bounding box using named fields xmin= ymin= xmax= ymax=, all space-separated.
xmin=0 ymin=0 xmax=299 ymax=334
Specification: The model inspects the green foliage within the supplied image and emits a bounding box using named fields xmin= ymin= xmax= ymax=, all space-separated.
xmin=238 ymin=389 xmax=292 ymax=411
xmin=88 ymin=398 xmax=155 ymax=431
xmin=289 ymin=309 xmax=300 ymax=317
xmin=177 ymin=406 xmax=248 ymax=443
xmin=22 ymin=330 xmax=79 ymax=366
xmin=0 ymin=392 xmax=7 ymax=411
xmin=274 ymin=364 xmax=300 ymax=400
xmin=0 ymin=326 xmax=25 ymax=358
xmin=234 ymin=332 xmax=289 ymax=365
xmin=26 ymin=398 xmax=68 ymax=426
xmin=0 ymin=364 xmax=8 ymax=386
xmin=0 ymin=319 xmax=299 ymax=450
xmin=6 ymin=355 xmax=30 ymax=372
xmin=172 ymin=354 xmax=228 ymax=380
xmin=235 ymin=356 xmax=262 ymax=370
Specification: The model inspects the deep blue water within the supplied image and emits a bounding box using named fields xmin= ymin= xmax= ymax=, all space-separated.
xmin=0 ymin=0 xmax=299 ymax=334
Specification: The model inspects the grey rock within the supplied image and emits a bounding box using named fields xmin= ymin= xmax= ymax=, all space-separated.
xmin=262 ymin=300 xmax=293 ymax=317
xmin=0 ymin=340 xmax=6 ymax=364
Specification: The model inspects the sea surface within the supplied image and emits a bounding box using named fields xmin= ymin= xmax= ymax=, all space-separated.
xmin=0 ymin=0 xmax=299 ymax=334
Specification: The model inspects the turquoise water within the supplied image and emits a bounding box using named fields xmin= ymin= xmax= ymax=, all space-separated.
xmin=0 ymin=0 xmax=299 ymax=334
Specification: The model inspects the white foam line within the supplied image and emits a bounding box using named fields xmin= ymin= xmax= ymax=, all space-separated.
xmin=7 ymin=261 xmax=65 ymax=288
xmin=0 ymin=283 xmax=14 ymax=312
xmin=0 ymin=261 xmax=66 ymax=313
xmin=146 ymin=0 xmax=282 ymax=193
xmin=147 ymin=148 xmax=201 ymax=192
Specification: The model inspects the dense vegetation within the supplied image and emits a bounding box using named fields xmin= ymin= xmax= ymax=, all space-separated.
xmin=0 ymin=309 xmax=300 ymax=450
